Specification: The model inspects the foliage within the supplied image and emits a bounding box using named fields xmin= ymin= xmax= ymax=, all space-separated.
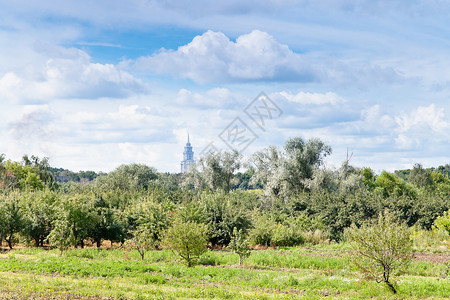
xmin=251 ymin=137 xmax=331 ymax=197
xmin=164 ymin=218 xmax=209 ymax=267
xmin=346 ymin=211 xmax=413 ymax=294
xmin=184 ymin=150 xmax=242 ymax=193
xmin=0 ymin=192 xmax=25 ymax=249
xmin=228 ymin=227 xmax=251 ymax=265
xmin=48 ymin=215 xmax=73 ymax=255
xmin=61 ymin=194 xmax=98 ymax=248
xmin=374 ymin=171 xmax=417 ymax=198
xmin=247 ymin=212 xmax=277 ymax=247
xmin=127 ymin=198 xmax=173 ymax=249
xmin=96 ymin=163 xmax=158 ymax=191
xmin=201 ymin=191 xmax=252 ymax=246
xmin=127 ymin=225 xmax=156 ymax=260
xmin=88 ymin=196 xmax=125 ymax=247
xmin=21 ymin=190 xmax=57 ymax=247
xmin=434 ymin=210 xmax=450 ymax=236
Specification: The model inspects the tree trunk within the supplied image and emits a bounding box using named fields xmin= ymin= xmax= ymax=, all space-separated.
xmin=383 ymin=265 xmax=396 ymax=294
xmin=385 ymin=281 xmax=396 ymax=294
xmin=96 ymin=239 xmax=101 ymax=248
xmin=7 ymin=230 xmax=13 ymax=249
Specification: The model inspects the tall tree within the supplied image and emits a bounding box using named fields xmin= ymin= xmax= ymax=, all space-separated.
xmin=184 ymin=150 xmax=241 ymax=193
xmin=96 ymin=163 xmax=158 ymax=191
xmin=251 ymin=137 xmax=332 ymax=197
xmin=0 ymin=193 xmax=25 ymax=249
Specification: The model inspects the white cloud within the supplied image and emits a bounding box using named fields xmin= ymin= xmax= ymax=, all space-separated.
xmin=133 ymin=29 xmax=404 ymax=86
xmin=360 ymin=105 xmax=395 ymax=133
xmin=276 ymin=91 xmax=345 ymax=105
xmin=174 ymin=87 xmax=245 ymax=109
xmin=6 ymin=105 xmax=56 ymax=157
xmin=135 ymin=30 xmax=316 ymax=84
xmin=0 ymin=45 xmax=147 ymax=103
xmin=394 ymin=104 xmax=450 ymax=149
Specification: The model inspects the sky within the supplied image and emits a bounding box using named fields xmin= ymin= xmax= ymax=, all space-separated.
xmin=0 ymin=0 xmax=449 ymax=173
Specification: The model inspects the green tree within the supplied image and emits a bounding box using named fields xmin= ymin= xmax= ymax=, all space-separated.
xmin=434 ymin=210 xmax=450 ymax=236
xmin=48 ymin=215 xmax=73 ymax=255
xmin=1 ymin=161 xmax=45 ymax=190
xmin=164 ymin=218 xmax=209 ymax=267
xmin=248 ymin=212 xmax=277 ymax=247
xmin=374 ymin=171 xmax=417 ymax=198
xmin=128 ymin=224 xmax=156 ymax=260
xmin=346 ymin=211 xmax=413 ymax=294
xmin=228 ymin=227 xmax=251 ymax=265
xmin=202 ymin=191 xmax=251 ymax=246
xmin=88 ymin=196 xmax=125 ymax=248
xmin=60 ymin=194 xmax=98 ymax=248
xmin=251 ymin=137 xmax=331 ymax=197
xmin=408 ymin=163 xmax=433 ymax=189
xmin=184 ymin=150 xmax=241 ymax=193
xmin=22 ymin=190 xmax=57 ymax=247
xmin=361 ymin=168 xmax=376 ymax=190
xmin=22 ymin=155 xmax=57 ymax=189
xmin=0 ymin=193 xmax=25 ymax=249
xmin=127 ymin=199 xmax=172 ymax=249
xmin=96 ymin=163 xmax=158 ymax=191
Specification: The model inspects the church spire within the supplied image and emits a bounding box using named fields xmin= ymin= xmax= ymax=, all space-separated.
xmin=181 ymin=133 xmax=195 ymax=173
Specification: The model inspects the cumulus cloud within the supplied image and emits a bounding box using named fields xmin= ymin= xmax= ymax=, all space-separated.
xmin=135 ymin=30 xmax=317 ymax=84
xmin=133 ymin=30 xmax=403 ymax=86
xmin=0 ymin=46 xmax=147 ymax=103
xmin=394 ymin=104 xmax=450 ymax=150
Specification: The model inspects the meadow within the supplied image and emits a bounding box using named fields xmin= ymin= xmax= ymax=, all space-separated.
xmin=1 ymin=151 xmax=450 ymax=299
xmin=0 ymin=243 xmax=449 ymax=300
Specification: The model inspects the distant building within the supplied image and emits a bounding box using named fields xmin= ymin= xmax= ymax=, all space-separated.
xmin=180 ymin=134 xmax=195 ymax=173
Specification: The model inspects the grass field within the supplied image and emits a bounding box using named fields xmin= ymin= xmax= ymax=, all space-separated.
xmin=0 ymin=245 xmax=449 ymax=299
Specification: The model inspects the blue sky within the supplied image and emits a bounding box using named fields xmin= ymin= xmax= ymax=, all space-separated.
xmin=0 ymin=0 xmax=449 ymax=173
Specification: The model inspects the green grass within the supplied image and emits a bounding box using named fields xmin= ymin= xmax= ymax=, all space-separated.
xmin=0 ymin=246 xmax=449 ymax=299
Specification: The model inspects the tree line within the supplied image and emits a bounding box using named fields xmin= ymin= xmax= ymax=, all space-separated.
xmin=0 ymin=137 xmax=449 ymax=251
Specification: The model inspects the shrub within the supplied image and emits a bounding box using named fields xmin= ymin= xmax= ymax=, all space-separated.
xmin=228 ymin=227 xmax=251 ymax=265
xmin=248 ymin=213 xmax=276 ymax=246
xmin=48 ymin=216 xmax=73 ymax=256
xmin=164 ymin=219 xmax=209 ymax=267
xmin=127 ymin=224 xmax=156 ymax=260
xmin=346 ymin=211 xmax=413 ymax=294
xmin=272 ymin=224 xmax=304 ymax=247
xmin=434 ymin=210 xmax=450 ymax=236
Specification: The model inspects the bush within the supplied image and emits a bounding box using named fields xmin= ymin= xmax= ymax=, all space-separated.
xmin=247 ymin=213 xmax=276 ymax=246
xmin=228 ymin=227 xmax=251 ymax=265
xmin=164 ymin=219 xmax=209 ymax=267
xmin=434 ymin=210 xmax=450 ymax=236
xmin=346 ymin=211 xmax=413 ymax=294
xmin=272 ymin=223 xmax=304 ymax=247
xmin=48 ymin=216 xmax=73 ymax=255
xmin=303 ymin=229 xmax=327 ymax=245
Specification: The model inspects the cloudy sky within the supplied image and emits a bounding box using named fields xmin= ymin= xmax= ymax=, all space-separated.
xmin=1 ymin=0 xmax=449 ymax=173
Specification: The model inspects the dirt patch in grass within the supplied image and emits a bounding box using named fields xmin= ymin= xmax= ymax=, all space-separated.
xmin=0 ymin=291 xmax=112 ymax=300
xmin=413 ymin=253 xmax=450 ymax=263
